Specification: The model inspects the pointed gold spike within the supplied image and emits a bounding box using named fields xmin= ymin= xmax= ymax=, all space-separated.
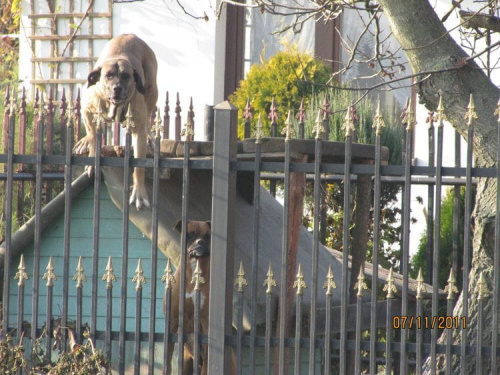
xmin=161 ymin=259 xmax=176 ymax=290
xmin=402 ymin=97 xmax=416 ymax=131
xmin=281 ymin=110 xmax=296 ymax=141
xmin=181 ymin=115 xmax=195 ymax=140
xmin=444 ymin=268 xmax=458 ymax=300
xmin=414 ymin=268 xmax=427 ymax=299
xmin=383 ymin=267 xmax=397 ymax=299
xmin=312 ymin=109 xmax=325 ymax=140
xmin=293 ymin=264 xmax=307 ymax=296
xmin=102 ymin=256 xmax=117 ymax=289
xmin=191 ymin=259 xmax=205 ymax=291
xmin=132 ymin=259 xmax=147 ymax=291
xmin=343 ymin=105 xmax=355 ymax=137
xmin=93 ymin=99 xmax=104 ymax=130
xmin=253 ymin=113 xmax=265 ymax=143
xmin=372 ymin=98 xmax=385 ymax=136
xmin=354 ymin=268 xmax=368 ymax=297
xmin=477 ymin=271 xmax=489 ymax=301
xmin=234 ymin=261 xmax=248 ymax=292
xmin=323 ymin=265 xmax=337 ymax=296
xmin=154 ymin=107 xmax=162 ymax=139
xmin=125 ymin=103 xmax=135 ymax=131
xmin=436 ymin=95 xmax=446 ymax=125
xmin=263 ymin=262 xmax=277 ymax=294
xmin=9 ymin=93 xmax=17 ymax=118
xmin=43 ymin=257 xmax=57 ymax=287
xmin=72 ymin=256 xmax=87 ymax=288
xmin=14 ymin=254 xmax=29 ymax=287
xmin=465 ymin=94 xmax=477 ymax=127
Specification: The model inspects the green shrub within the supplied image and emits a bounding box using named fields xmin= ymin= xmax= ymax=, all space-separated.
xmin=302 ymin=89 xmax=404 ymax=268
xmin=304 ymin=88 xmax=403 ymax=165
xmin=411 ymin=187 xmax=467 ymax=291
xmin=229 ymin=46 xmax=333 ymax=138
xmin=0 ymin=0 xmax=20 ymax=87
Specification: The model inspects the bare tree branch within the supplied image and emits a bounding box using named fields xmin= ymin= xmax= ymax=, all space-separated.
xmin=174 ymin=0 xmax=209 ymax=21
xmin=460 ymin=10 xmax=500 ymax=33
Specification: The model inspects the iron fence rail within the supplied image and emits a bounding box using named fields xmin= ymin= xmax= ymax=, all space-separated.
xmin=0 ymin=86 xmax=499 ymax=374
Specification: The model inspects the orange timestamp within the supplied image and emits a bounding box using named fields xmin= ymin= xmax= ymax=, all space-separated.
xmin=392 ymin=316 xmax=467 ymax=330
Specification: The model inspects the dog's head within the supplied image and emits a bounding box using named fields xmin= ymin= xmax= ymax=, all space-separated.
xmin=174 ymin=220 xmax=211 ymax=258
xmin=87 ymin=59 xmax=145 ymax=105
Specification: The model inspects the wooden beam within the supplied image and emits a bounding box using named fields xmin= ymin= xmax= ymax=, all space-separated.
xmin=29 ymin=35 xmax=111 ymax=41
xmin=28 ymin=12 xmax=111 ymax=19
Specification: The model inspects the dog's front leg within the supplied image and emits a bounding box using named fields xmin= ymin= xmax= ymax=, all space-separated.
xmin=74 ymin=108 xmax=96 ymax=177
xmin=129 ymin=129 xmax=150 ymax=210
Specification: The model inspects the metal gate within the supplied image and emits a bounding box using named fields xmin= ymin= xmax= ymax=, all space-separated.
xmin=0 ymin=87 xmax=498 ymax=374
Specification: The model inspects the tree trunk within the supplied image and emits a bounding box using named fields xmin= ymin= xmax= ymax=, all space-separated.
xmin=377 ymin=0 xmax=499 ymax=372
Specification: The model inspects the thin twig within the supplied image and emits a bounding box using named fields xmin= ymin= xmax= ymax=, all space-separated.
xmin=60 ymin=0 xmax=95 ymax=58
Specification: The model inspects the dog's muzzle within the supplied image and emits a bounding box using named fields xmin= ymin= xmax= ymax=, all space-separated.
xmin=188 ymin=239 xmax=210 ymax=258
xmin=109 ymin=86 xmax=126 ymax=104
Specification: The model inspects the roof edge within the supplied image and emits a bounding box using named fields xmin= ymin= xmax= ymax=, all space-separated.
xmin=0 ymin=173 xmax=92 ymax=266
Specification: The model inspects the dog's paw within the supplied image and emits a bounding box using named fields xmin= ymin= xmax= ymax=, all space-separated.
xmin=129 ymin=184 xmax=150 ymax=210
xmin=74 ymin=136 xmax=91 ymax=155
xmin=85 ymin=165 xmax=94 ymax=178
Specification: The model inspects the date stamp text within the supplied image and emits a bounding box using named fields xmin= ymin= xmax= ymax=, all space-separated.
xmin=392 ymin=316 xmax=467 ymax=330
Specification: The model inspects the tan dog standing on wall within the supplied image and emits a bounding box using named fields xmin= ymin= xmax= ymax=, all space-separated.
xmin=75 ymin=34 xmax=158 ymax=209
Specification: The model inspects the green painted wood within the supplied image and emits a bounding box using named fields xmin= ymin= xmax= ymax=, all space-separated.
xmin=8 ymin=183 xmax=168 ymax=334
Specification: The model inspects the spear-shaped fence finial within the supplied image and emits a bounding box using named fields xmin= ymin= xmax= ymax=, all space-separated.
xmin=312 ymin=109 xmax=325 ymax=140
xmin=162 ymin=259 xmax=176 ymax=290
xmin=383 ymin=267 xmax=397 ymax=299
xmin=125 ymin=103 xmax=135 ymax=132
xmin=281 ymin=110 xmax=296 ymax=141
xmin=264 ymin=263 xmax=277 ymax=294
xmin=253 ymin=113 xmax=265 ymax=144
xmin=154 ymin=106 xmax=162 ymax=139
xmin=354 ymin=268 xmax=368 ymax=297
xmin=14 ymin=254 xmax=29 ymax=287
xmin=102 ymin=257 xmax=117 ymax=289
xmin=191 ymin=259 xmax=206 ymax=291
xmin=477 ymin=271 xmax=489 ymax=301
xmin=43 ymin=257 xmax=57 ymax=287
xmin=436 ymin=95 xmax=446 ymax=125
xmin=444 ymin=268 xmax=458 ymax=300
xmin=234 ymin=261 xmax=248 ymax=292
xmin=132 ymin=259 xmax=147 ymax=291
xmin=414 ymin=268 xmax=427 ymax=299
xmin=373 ymin=98 xmax=385 ymax=136
xmin=465 ymin=94 xmax=477 ymax=127
xmin=73 ymin=256 xmax=87 ymax=288
xmin=343 ymin=104 xmax=355 ymax=137
xmin=293 ymin=264 xmax=307 ymax=296
xmin=402 ymin=97 xmax=416 ymax=131
xmin=323 ymin=265 xmax=337 ymax=296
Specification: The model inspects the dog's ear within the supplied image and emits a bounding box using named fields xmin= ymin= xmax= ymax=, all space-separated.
xmin=173 ymin=219 xmax=183 ymax=233
xmin=205 ymin=221 xmax=211 ymax=230
xmin=133 ymin=70 xmax=146 ymax=95
xmin=87 ymin=67 xmax=101 ymax=87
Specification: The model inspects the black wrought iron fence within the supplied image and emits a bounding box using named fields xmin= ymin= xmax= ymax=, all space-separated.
xmin=0 ymin=86 xmax=498 ymax=375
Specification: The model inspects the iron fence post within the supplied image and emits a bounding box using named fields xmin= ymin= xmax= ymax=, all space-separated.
xmin=208 ymin=101 xmax=237 ymax=374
